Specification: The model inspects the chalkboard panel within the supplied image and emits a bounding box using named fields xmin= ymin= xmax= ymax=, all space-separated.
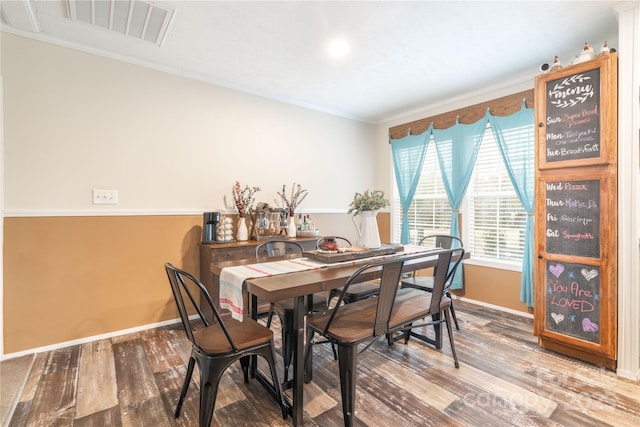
xmin=545 ymin=68 xmax=601 ymax=162
xmin=545 ymin=179 xmax=600 ymax=258
xmin=546 ymin=261 xmax=600 ymax=344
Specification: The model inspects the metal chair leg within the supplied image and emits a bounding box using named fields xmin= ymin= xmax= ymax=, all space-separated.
xmin=196 ymin=357 xmax=226 ymax=427
xmin=258 ymin=344 xmax=288 ymax=419
xmin=444 ymin=308 xmax=460 ymax=368
xmin=337 ymin=343 xmax=358 ymax=427
xmin=240 ymin=356 xmax=250 ymax=383
xmin=174 ymin=356 xmax=196 ymax=418
xmin=447 ymin=291 xmax=460 ymax=330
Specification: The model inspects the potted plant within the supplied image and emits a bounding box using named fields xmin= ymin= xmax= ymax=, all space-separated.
xmin=348 ymin=190 xmax=389 ymax=248
xmin=348 ymin=190 xmax=389 ymax=216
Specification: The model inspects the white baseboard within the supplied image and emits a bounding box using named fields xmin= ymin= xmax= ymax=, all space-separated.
xmin=457 ymin=296 xmax=534 ymax=319
xmin=1 ymin=316 xmax=186 ymax=361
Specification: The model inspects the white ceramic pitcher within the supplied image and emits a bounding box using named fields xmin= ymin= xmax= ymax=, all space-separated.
xmin=351 ymin=210 xmax=381 ymax=248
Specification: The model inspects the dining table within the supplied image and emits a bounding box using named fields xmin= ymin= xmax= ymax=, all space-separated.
xmin=209 ymin=244 xmax=468 ymax=426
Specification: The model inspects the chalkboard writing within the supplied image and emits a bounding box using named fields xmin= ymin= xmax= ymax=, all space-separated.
xmin=546 ymin=260 xmax=600 ymax=343
xmin=545 ymin=68 xmax=600 ymax=162
xmin=545 ymin=179 xmax=600 ymax=258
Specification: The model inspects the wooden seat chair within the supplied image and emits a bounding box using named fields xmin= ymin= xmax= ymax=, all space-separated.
xmin=324 ymin=237 xmax=381 ymax=306
xmin=303 ymin=249 xmax=461 ymax=426
xmin=259 ymin=240 xmax=327 ymax=383
xmin=400 ymin=234 xmax=464 ymax=329
xmin=164 ymin=263 xmax=286 ymax=426
xmin=391 ymin=247 xmax=464 ymax=355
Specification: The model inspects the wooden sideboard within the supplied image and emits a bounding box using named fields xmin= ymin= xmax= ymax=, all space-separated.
xmin=199 ymin=237 xmax=319 ymax=315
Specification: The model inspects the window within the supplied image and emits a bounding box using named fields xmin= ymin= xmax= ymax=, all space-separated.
xmin=392 ymin=139 xmax=451 ymax=245
xmin=392 ymin=126 xmax=527 ymax=269
xmin=467 ymin=126 xmax=527 ymax=266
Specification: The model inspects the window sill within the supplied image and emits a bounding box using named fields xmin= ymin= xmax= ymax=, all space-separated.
xmin=464 ymin=257 xmax=522 ymax=273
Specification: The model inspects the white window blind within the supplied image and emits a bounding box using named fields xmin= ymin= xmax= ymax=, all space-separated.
xmin=393 ymin=138 xmax=451 ymax=245
xmin=467 ymin=126 xmax=527 ymax=264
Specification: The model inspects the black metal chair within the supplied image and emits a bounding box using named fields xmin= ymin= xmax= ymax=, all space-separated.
xmin=324 ymin=237 xmax=381 ymax=307
xmin=400 ymin=234 xmax=464 ymax=329
xmin=392 ymin=247 xmax=464 ymax=355
xmin=164 ymin=263 xmax=286 ymax=426
xmin=303 ymin=250 xmax=461 ymax=426
xmin=259 ymin=240 xmax=327 ymax=383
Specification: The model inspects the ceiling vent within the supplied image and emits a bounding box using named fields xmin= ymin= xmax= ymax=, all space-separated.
xmin=67 ymin=0 xmax=174 ymax=46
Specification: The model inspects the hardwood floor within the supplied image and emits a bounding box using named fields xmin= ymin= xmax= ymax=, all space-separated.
xmin=2 ymin=300 xmax=639 ymax=426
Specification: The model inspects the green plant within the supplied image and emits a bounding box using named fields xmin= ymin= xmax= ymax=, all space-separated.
xmin=347 ymin=190 xmax=389 ymax=216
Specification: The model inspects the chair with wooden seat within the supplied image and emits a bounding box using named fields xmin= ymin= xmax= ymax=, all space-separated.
xmin=303 ymin=250 xmax=460 ymax=426
xmin=400 ymin=234 xmax=464 ymax=329
xmin=164 ymin=263 xmax=286 ymax=426
xmin=392 ymin=246 xmax=465 ymax=351
xmin=324 ymin=237 xmax=381 ymax=307
xmin=260 ymin=240 xmax=327 ymax=383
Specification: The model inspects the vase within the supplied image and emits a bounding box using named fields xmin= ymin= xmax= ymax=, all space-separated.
xmin=351 ymin=210 xmax=381 ymax=248
xmin=237 ymin=216 xmax=248 ymax=241
xmin=287 ymin=215 xmax=297 ymax=238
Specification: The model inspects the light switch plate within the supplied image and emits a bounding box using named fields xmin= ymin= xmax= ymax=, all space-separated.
xmin=93 ymin=189 xmax=119 ymax=205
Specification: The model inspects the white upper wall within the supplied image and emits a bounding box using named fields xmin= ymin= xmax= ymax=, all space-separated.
xmin=1 ymin=33 xmax=377 ymax=215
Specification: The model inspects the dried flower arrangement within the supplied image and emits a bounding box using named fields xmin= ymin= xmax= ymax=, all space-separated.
xmin=224 ymin=181 xmax=260 ymax=218
xmin=348 ymin=189 xmax=389 ymax=216
xmin=277 ymin=183 xmax=308 ymax=217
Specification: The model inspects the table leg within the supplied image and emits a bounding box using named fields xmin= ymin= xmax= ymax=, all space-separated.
xmin=292 ymin=295 xmax=305 ymax=426
xmin=250 ymin=294 xmax=258 ymax=377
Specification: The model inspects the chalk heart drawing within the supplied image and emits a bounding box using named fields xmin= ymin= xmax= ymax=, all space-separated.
xmin=549 ymin=264 xmax=565 ymax=278
xmin=551 ymin=313 xmax=565 ymax=324
xmin=582 ymin=318 xmax=599 ymax=332
xmin=581 ymin=268 xmax=598 ymax=281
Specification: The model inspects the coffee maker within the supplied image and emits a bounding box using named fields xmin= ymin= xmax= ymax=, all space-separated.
xmin=202 ymin=212 xmax=220 ymax=243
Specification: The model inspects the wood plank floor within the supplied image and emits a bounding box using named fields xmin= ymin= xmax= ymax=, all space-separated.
xmin=2 ymin=300 xmax=639 ymax=426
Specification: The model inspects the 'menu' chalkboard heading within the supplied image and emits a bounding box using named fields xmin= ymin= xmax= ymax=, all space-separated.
xmin=545 ymin=68 xmax=601 ymax=162
xmin=546 ymin=260 xmax=600 ymax=344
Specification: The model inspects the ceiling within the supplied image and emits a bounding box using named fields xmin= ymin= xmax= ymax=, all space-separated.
xmin=1 ymin=0 xmax=622 ymax=123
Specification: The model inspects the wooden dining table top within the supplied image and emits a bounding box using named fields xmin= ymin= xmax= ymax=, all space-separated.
xmin=210 ymin=247 xmax=469 ymax=303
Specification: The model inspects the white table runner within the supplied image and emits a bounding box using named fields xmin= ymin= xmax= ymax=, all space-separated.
xmin=219 ymin=245 xmax=431 ymax=321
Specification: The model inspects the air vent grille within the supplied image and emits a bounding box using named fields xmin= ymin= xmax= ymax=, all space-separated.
xmin=67 ymin=0 xmax=174 ymax=46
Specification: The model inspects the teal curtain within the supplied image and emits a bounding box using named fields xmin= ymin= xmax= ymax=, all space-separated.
xmin=391 ymin=126 xmax=431 ymax=244
xmin=432 ymin=117 xmax=486 ymax=289
xmin=488 ymin=102 xmax=535 ymax=307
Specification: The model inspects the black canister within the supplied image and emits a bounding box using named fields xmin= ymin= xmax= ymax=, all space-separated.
xmin=202 ymin=212 xmax=220 ymax=243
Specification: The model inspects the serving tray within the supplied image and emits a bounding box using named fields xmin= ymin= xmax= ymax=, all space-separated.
xmin=303 ymin=244 xmax=404 ymax=263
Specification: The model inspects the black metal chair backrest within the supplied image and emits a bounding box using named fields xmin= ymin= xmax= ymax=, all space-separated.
xmin=417 ymin=235 xmax=464 ymax=285
xmin=427 ymin=248 xmax=465 ymax=313
xmin=255 ymin=240 xmax=304 ymax=259
xmin=323 ymin=252 xmax=437 ymax=338
xmin=418 ymin=234 xmax=463 ymax=250
xmin=164 ymin=263 xmax=239 ymax=353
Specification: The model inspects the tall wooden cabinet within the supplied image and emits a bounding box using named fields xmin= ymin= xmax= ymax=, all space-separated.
xmin=534 ymin=52 xmax=618 ymax=370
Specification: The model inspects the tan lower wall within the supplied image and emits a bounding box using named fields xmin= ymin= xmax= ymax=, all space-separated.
xmin=3 ymin=215 xmax=201 ymax=354
xmin=3 ymin=213 xmax=528 ymax=354
xmin=451 ymin=265 xmax=532 ymax=314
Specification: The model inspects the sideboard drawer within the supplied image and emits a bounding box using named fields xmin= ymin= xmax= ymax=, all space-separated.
xmin=199 ymin=237 xmax=319 ymax=317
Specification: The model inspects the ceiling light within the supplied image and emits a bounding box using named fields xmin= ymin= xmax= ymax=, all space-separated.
xmin=327 ymin=39 xmax=350 ymax=58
